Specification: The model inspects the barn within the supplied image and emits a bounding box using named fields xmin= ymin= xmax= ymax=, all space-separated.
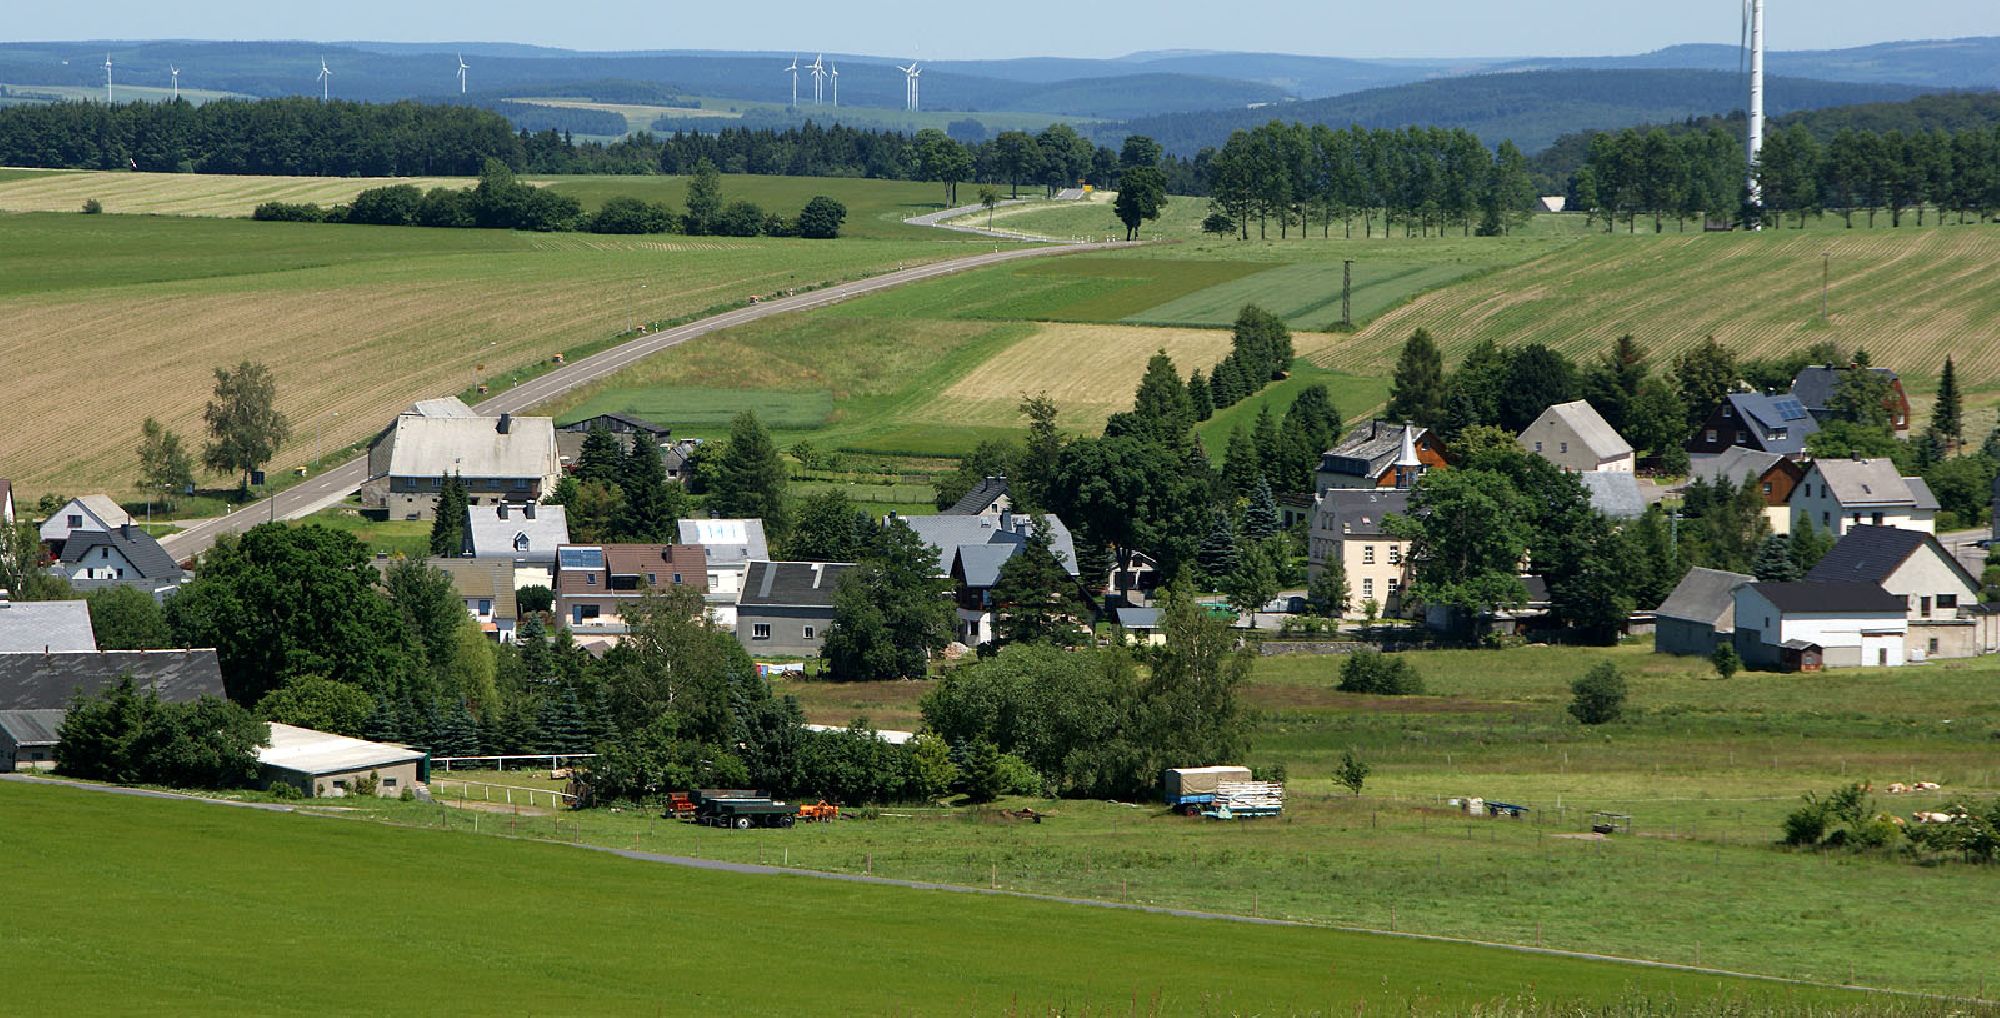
xmin=258 ymin=724 xmax=428 ymax=798
xmin=1653 ymin=567 xmax=1755 ymax=656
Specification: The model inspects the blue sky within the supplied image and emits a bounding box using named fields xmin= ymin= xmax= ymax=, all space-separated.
xmin=14 ymin=1 xmax=2000 ymax=59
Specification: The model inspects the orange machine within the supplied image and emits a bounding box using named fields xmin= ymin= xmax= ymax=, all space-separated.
xmin=796 ymin=800 xmax=840 ymax=823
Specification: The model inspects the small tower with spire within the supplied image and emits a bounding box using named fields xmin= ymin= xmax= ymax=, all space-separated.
xmin=1392 ymin=423 xmax=1425 ymax=490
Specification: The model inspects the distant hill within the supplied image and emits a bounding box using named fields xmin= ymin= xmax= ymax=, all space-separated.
xmin=1109 ymin=69 xmax=1939 ymax=155
xmin=1489 ymin=36 xmax=2000 ymax=90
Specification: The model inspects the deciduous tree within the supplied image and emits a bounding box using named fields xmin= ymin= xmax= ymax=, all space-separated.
xmin=201 ymin=361 xmax=291 ymax=492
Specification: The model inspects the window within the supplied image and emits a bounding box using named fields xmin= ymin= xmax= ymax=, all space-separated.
xmin=573 ymin=604 xmax=600 ymax=623
xmin=1735 ymin=430 xmax=1748 ymax=444
xmin=1704 ymin=429 xmax=1717 ymax=443
xmin=332 ymin=779 xmax=349 ymax=790
xmin=1559 ymin=442 xmax=1568 ymax=454
xmin=1919 ymin=596 xmax=1932 ymax=619
xmin=1928 ymin=638 xmax=1940 ymax=654
xmin=752 ymin=623 xmax=772 ymax=640
xmin=514 ymin=534 xmax=530 ymax=552
xmin=1821 ymin=512 xmax=1830 ymax=528
xmin=1938 ymin=594 xmax=1959 ymax=609
xmin=383 ymin=777 xmax=398 ymax=788
xmin=478 ymin=599 xmax=492 ymax=616
xmin=585 ymin=574 xmax=596 ymax=586
xmin=67 ymin=514 xmax=82 ymax=528
xmin=1534 ymin=441 xmax=1543 ymax=453
xmin=672 ymin=573 xmax=682 ymax=585
xmin=1722 ymin=405 xmax=1734 ymax=418
xmin=1762 ymin=482 xmax=1772 ymax=495
xmin=804 ymin=625 xmax=816 ymax=640
xmin=647 ymin=573 xmax=658 ymax=585
xmin=708 ymin=575 xmax=718 ymax=591
xmin=1388 ymin=545 xmax=1401 ymax=565
xmin=1362 ymin=546 xmax=1376 ymax=565
xmin=1361 ymin=578 xmax=1374 ymax=598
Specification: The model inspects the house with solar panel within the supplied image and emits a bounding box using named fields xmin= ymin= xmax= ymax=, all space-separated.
xmin=1685 ymin=393 xmax=1820 ymax=460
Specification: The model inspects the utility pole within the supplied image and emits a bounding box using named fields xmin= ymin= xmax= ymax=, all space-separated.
xmin=1821 ymin=252 xmax=1830 ymax=319
xmin=1341 ymin=260 xmax=1354 ymax=329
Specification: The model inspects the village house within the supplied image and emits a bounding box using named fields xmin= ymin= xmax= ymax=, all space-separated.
xmin=897 ymin=512 xmax=1082 ymax=646
xmin=1519 ymin=400 xmax=1634 ymax=473
xmin=0 ymin=597 xmax=97 ymax=653
xmin=734 ymin=560 xmax=852 ymax=657
xmin=52 ymin=523 xmax=186 ymax=600
xmin=1653 ymin=567 xmax=1755 ymax=656
xmin=366 ymin=400 xmax=561 ymax=521
xmin=1685 ymin=393 xmax=1819 ymax=459
xmin=37 ymin=494 xmax=132 ymax=555
xmin=0 ymin=709 xmax=64 ymax=771
xmin=1791 ymin=365 xmax=1911 ymax=434
xmin=554 ymin=543 xmax=703 ymax=634
xmin=462 ymin=501 xmax=569 ymax=588
xmin=943 ymin=476 xmax=1015 ymax=516
xmin=1790 ymin=457 xmax=1937 ymax=537
xmin=425 ymin=558 xmax=519 ymax=643
xmin=678 ymin=518 xmax=769 ymax=629
xmin=1579 ymin=471 xmax=1646 ymax=519
xmin=1308 ymin=488 xmax=1411 ymax=619
xmin=1732 ymin=581 xmax=1909 ymax=671
xmin=258 ymin=723 xmax=427 ymax=798
xmin=1315 ymin=421 xmax=1445 ymax=491
xmin=1804 ymin=526 xmax=1991 ymax=660
xmin=556 ymin=412 xmax=673 ymax=469
xmin=1687 ymin=447 xmax=1804 ymax=536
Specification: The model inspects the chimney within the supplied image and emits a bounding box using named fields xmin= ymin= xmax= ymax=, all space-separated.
xmin=497 ymin=502 xmax=510 ymax=520
xmin=120 ymin=521 xmax=134 ymax=538
xmin=524 ymin=502 xmax=537 ymax=520
xmin=497 ymin=413 xmax=513 ymax=435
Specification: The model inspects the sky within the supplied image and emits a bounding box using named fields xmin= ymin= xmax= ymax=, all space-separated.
xmin=13 ymin=1 xmax=2000 ymax=60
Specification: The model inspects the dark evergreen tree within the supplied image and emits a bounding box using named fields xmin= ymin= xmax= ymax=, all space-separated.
xmin=1131 ymin=350 xmax=1194 ymax=443
xmin=1241 ymin=478 xmax=1282 ymax=541
xmin=536 ymin=685 xmax=591 ymax=754
xmin=1934 ymin=354 xmax=1963 ymax=450
xmin=1188 ymin=369 xmax=1214 ymax=421
xmin=1220 ymin=427 xmax=1262 ymax=499
xmin=1787 ymin=522 xmax=1835 ymax=575
xmin=614 ymin=434 xmax=681 ymax=542
xmin=1385 ymin=328 xmax=1447 ymax=429
xmin=1498 ymin=344 xmax=1581 ymax=432
xmin=1195 ymin=510 xmax=1239 ymax=584
xmin=1753 ymin=534 xmax=1802 ymax=582
xmin=575 ymin=425 xmax=623 ymax=486
xmin=1250 ymin=406 xmax=1284 ymax=489
xmin=430 ymin=473 xmax=468 ymax=557
xmin=709 ymin=410 xmax=790 ymax=539
xmin=987 ymin=516 xmax=1088 ymax=648
xmin=362 ymin=698 xmax=403 ymax=743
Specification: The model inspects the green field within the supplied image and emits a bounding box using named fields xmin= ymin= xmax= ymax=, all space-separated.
xmin=293 ymin=503 xmax=431 ymax=559
xmin=0 ymin=211 xmax=989 ymax=502
xmin=537 ymin=172 xmax=967 ymax=240
xmin=2 ymin=778 xmax=1893 ymax=1014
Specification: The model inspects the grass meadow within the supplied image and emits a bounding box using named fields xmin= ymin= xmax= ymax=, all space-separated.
xmin=1 ymin=778 xmax=1901 ymax=1015
xmin=0 ymin=211 xmax=987 ymax=502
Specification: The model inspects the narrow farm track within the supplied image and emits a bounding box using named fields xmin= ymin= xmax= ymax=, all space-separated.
xmin=160 ymin=237 xmax=1117 ymax=560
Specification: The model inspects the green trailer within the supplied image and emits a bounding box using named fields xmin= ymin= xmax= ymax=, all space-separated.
xmin=694 ymin=794 xmax=798 ymax=830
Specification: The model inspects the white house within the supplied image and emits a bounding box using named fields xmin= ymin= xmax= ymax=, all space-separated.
xmin=1791 ymin=458 xmax=1937 ymax=537
xmin=53 ymin=525 xmax=186 ymax=599
xmin=1519 ymin=400 xmax=1634 ymax=473
xmin=38 ymin=494 xmax=132 ymax=549
xmin=678 ymin=518 xmax=769 ymax=630
xmin=1805 ymin=525 xmax=1990 ymax=660
xmin=1732 ymin=581 xmax=1909 ymax=671
xmin=463 ymin=502 xmax=569 ymax=589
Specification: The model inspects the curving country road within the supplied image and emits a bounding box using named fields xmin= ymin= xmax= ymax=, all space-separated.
xmin=160 ymin=231 xmax=1121 ymax=561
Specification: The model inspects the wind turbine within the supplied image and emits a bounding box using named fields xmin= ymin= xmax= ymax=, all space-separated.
xmin=898 ymin=62 xmax=921 ymax=112
xmin=169 ymin=65 xmax=181 ymax=100
xmin=316 ymin=56 xmax=331 ymax=102
xmin=457 ymin=53 xmax=468 ymax=95
xmin=809 ymin=54 xmax=825 ymax=105
xmin=104 ymin=54 xmax=113 ymax=103
xmin=829 ymin=63 xmax=839 ymax=107
xmin=783 ymin=56 xmax=799 ymax=108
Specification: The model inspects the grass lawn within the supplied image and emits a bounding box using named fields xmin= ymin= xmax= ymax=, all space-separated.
xmin=1 ymin=778 xmax=1886 ymax=1014
xmin=292 ymin=503 xmax=430 ymax=559
xmin=1197 ymin=362 xmax=1393 ymax=449
xmin=0 ymin=211 xmax=983 ymax=502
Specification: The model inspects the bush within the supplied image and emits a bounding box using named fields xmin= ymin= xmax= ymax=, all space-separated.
xmin=585 ymin=195 xmax=677 ymax=234
xmin=57 ymin=677 xmax=265 ymax=789
xmin=416 ymin=187 xmax=477 ymax=228
xmin=1337 ymin=650 xmax=1424 ymax=695
xmin=1782 ymin=803 xmax=1829 ymax=846
xmin=516 ymin=584 xmax=554 ymax=615
xmin=252 ymin=201 xmax=329 ymax=223
xmin=1567 ymin=662 xmax=1627 ymax=725
xmin=1336 ymin=749 xmax=1369 ymax=795
xmin=1711 ymin=642 xmax=1740 ymax=680
xmin=714 ymin=200 xmax=767 ymax=237
xmin=347 ymin=184 xmax=425 ymax=226
xmin=81 ymin=197 xmax=103 ymax=214
xmin=795 ymin=195 xmax=847 ymax=239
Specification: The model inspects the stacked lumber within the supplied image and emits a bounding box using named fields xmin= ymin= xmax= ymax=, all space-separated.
xmin=1216 ymin=780 xmax=1285 ymax=814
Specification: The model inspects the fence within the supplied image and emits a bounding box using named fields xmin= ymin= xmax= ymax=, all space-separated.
xmin=431 ymin=777 xmax=576 ymax=811
xmin=431 ymin=753 xmax=596 ymax=773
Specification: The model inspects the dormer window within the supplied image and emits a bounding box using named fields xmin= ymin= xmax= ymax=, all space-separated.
xmin=1722 ymin=406 xmax=1734 ymax=418
xmin=514 ymin=533 xmax=529 ymax=552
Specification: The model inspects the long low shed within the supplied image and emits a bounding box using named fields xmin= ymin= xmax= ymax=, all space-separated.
xmin=258 ymin=723 xmax=428 ymax=798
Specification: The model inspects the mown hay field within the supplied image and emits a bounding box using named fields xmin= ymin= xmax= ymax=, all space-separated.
xmin=0 ymin=212 xmax=975 ymax=500
xmin=2 ymin=779 xmax=1873 ymax=1014
xmin=1311 ymin=227 xmax=2000 ymax=394
xmin=0 ymin=169 xmax=473 ymax=217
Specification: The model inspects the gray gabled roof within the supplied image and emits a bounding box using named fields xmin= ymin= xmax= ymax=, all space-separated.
xmin=465 ymin=504 xmax=570 ymax=561
xmin=1721 ymin=393 xmax=1819 ymax=455
xmin=0 ymin=708 xmax=66 ymax=747
xmin=1315 ymin=489 xmax=1410 ymax=538
xmin=738 ymin=561 xmax=853 ymax=608
xmin=1656 ymin=567 xmax=1755 ymax=624
xmin=1744 ymin=581 xmax=1906 ymax=615
xmin=678 ymin=518 xmax=770 ymax=567
xmin=896 ymin=513 xmax=1079 ymax=580
xmin=1320 ymin=421 xmax=1428 ymax=480
xmin=1904 ymin=477 xmax=1940 ymax=512
xmin=1806 ymin=525 xmax=1978 ymax=590
xmin=1688 ymin=446 xmax=1786 ymax=489
xmin=1810 ymin=458 xmax=1918 ymax=508
xmin=952 ymin=544 xmax=1020 ymax=589
xmin=1114 ymin=606 xmax=1159 ymax=630
xmin=0 ymin=649 xmax=225 ymax=710
xmin=1535 ymin=400 xmax=1632 ymax=461
xmin=1579 ymin=471 xmax=1646 ymax=519
xmin=946 ymin=476 xmax=1011 ymax=516
xmin=383 ymin=415 xmax=559 ymax=481
xmin=559 ymin=412 xmax=672 ymax=437
xmin=58 ymin=527 xmax=184 ymax=581
xmin=0 ymin=600 xmax=97 ymax=653
xmin=1791 ymin=366 xmax=1898 ymax=412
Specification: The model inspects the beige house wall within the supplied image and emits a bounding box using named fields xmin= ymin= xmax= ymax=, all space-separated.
xmin=292 ymin=761 xmax=422 ymax=798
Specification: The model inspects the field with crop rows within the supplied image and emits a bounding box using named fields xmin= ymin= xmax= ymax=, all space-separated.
xmin=0 ymin=169 xmax=473 ymax=217
xmin=0 ymin=212 xmax=978 ymax=500
xmin=7 ymin=779 xmax=1859 ymax=1015
xmin=1312 ymin=226 xmax=2000 ymax=394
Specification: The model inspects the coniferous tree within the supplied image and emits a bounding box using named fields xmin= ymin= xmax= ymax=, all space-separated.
xmin=1131 ymin=350 xmax=1194 ymax=443
xmin=1250 ymin=406 xmax=1284 ymax=489
xmin=536 ymin=685 xmax=590 ymax=754
xmin=430 ymin=473 xmax=468 ymax=557
xmin=1188 ymin=369 xmax=1214 ymax=421
xmin=1787 ymin=522 xmax=1835 ymax=575
xmin=1241 ymin=478 xmax=1282 ymax=541
xmin=709 ymin=410 xmax=790 ymax=539
xmin=1220 ymin=428 xmax=1262 ymax=499
xmin=1934 ymin=355 xmax=1963 ymax=450
xmin=1385 ymin=328 xmax=1447 ymax=429
xmin=362 ymin=698 xmax=403 ymax=743
xmin=575 ymin=426 xmax=623 ymax=487
xmin=1753 ymin=534 xmax=1802 ymax=582
xmin=987 ymin=515 xmax=1087 ymax=648
xmin=1195 ymin=510 xmax=1239 ymax=585
xmin=614 ymin=434 xmax=681 ymax=542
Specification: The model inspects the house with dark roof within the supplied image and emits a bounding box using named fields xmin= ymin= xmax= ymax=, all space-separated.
xmin=52 ymin=523 xmax=186 ymax=599
xmin=0 ymin=598 xmax=97 ymax=653
xmin=1308 ymin=489 xmax=1411 ymax=618
xmin=0 ymin=648 xmax=227 ymax=709
xmin=1687 ymin=447 xmax=1805 ymax=535
xmin=560 ymin=413 xmax=673 ymax=441
xmin=1 ymin=708 xmax=64 ymax=770
xmin=895 ymin=512 xmax=1083 ymax=646
xmin=944 ymin=476 xmax=1014 ymax=516
xmin=1805 ymin=525 xmax=1989 ymax=659
xmin=1686 ymin=393 xmax=1820 ymax=458
xmin=1732 ymin=581 xmax=1909 ymax=671
xmin=1654 ymin=567 xmax=1755 ymax=656
xmin=1791 ymin=458 xmax=1937 ymax=537
xmin=734 ymin=561 xmax=853 ymax=657
xmin=1520 ymin=400 xmax=1634 ymax=473
xmin=1791 ymin=366 xmax=1910 ymax=434
xmin=554 ymin=543 xmax=704 ymax=635
xmin=1316 ymin=421 xmax=1447 ymax=491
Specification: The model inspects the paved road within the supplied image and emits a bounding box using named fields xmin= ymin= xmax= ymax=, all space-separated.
xmin=1938 ymin=527 xmax=1989 ymax=578
xmin=160 ymin=237 xmax=1118 ymax=561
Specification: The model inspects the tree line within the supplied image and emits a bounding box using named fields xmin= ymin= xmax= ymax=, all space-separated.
xmin=1572 ymin=120 xmax=2000 ymax=230
xmin=1200 ymin=122 xmax=1539 ymax=240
